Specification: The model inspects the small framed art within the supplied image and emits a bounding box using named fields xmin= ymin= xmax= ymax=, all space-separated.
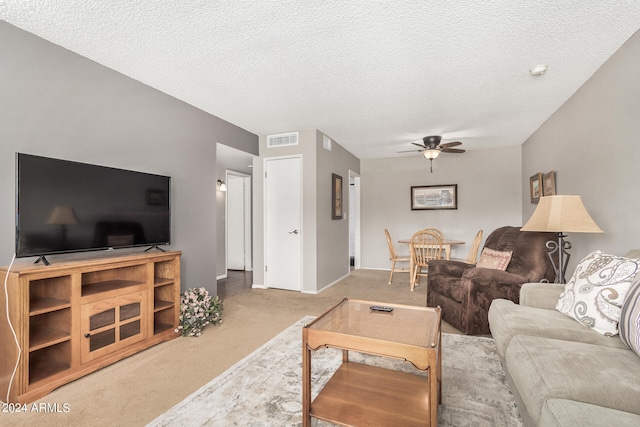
xmin=332 ymin=173 xmax=343 ymax=219
xmin=529 ymin=173 xmax=543 ymax=204
xmin=543 ymin=171 xmax=556 ymax=196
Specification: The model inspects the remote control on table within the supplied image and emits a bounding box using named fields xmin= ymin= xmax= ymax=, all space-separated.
xmin=370 ymin=305 xmax=393 ymax=312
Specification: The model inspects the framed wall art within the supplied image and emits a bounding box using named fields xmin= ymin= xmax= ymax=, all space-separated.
xmin=331 ymin=173 xmax=343 ymax=219
xmin=543 ymin=171 xmax=556 ymax=196
xmin=411 ymin=184 xmax=457 ymax=210
xmin=529 ymin=173 xmax=543 ymax=204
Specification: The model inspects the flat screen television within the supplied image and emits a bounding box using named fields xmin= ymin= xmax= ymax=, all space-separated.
xmin=16 ymin=153 xmax=171 ymax=262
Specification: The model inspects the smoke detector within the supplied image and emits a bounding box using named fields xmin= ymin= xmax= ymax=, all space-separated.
xmin=530 ymin=65 xmax=548 ymax=76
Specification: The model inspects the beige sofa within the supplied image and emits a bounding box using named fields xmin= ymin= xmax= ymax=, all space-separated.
xmin=488 ymin=282 xmax=640 ymax=426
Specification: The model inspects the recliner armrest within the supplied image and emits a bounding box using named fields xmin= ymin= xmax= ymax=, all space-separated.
xmin=519 ymin=282 xmax=565 ymax=309
xmin=462 ymin=267 xmax=528 ymax=286
xmin=428 ymin=259 xmax=474 ymax=278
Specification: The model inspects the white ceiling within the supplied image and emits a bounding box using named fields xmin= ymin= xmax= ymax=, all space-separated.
xmin=2 ymin=1 xmax=640 ymax=159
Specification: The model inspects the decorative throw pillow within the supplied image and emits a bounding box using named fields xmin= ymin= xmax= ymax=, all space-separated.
xmin=556 ymin=250 xmax=640 ymax=336
xmin=619 ymin=277 xmax=640 ymax=357
xmin=476 ymin=248 xmax=512 ymax=271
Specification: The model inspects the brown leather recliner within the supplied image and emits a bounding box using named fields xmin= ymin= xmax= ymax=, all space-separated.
xmin=426 ymin=226 xmax=556 ymax=334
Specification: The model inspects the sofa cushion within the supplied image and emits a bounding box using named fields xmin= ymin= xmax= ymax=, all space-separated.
xmin=556 ymin=250 xmax=640 ymax=336
xmin=519 ymin=282 xmax=565 ymax=310
xmin=620 ymin=277 xmax=640 ymax=358
xmin=540 ymin=399 xmax=640 ymax=427
xmin=624 ymin=249 xmax=640 ymax=260
xmin=488 ymin=299 xmax=629 ymax=359
xmin=505 ymin=335 xmax=640 ymax=425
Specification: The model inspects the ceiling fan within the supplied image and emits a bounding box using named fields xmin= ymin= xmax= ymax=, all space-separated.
xmin=398 ymin=135 xmax=466 ymax=172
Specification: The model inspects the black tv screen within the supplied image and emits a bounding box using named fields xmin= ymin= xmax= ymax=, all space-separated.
xmin=16 ymin=153 xmax=171 ymax=259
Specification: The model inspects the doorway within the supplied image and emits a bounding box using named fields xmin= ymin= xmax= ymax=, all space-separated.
xmin=264 ymin=156 xmax=302 ymax=291
xmin=226 ymin=172 xmax=252 ymax=271
xmin=349 ymin=171 xmax=361 ymax=270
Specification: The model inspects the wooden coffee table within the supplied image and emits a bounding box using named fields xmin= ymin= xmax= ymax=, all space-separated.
xmin=302 ymin=298 xmax=442 ymax=426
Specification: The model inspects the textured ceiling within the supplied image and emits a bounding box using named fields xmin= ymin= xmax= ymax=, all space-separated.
xmin=2 ymin=1 xmax=640 ymax=159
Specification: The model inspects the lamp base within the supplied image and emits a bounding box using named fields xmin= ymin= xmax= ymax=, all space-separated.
xmin=546 ymin=233 xmax=571 ymax=284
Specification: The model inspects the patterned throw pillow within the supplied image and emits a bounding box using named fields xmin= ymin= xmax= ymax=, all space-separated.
xmin=476 ymin=248 xmax=512 ymax=271
xmin=556 ymin=250 xmax=640 ymax=336
xmin=620 ymin=277 xmax=640 ymax=357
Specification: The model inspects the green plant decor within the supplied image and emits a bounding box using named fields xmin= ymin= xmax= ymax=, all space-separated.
xmin=175 ymin=287 xmax=223 ymax=337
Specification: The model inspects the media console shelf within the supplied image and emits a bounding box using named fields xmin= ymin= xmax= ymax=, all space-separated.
xmin=0 ymin=250 xmax=181 ymax=403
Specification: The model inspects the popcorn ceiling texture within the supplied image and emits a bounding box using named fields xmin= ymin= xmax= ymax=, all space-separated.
xmin=2 ymin=1 xmax=640 ymax=158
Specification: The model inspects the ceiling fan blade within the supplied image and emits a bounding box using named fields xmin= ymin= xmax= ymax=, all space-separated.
xmin=440 ymin=141 xmax=462 ymax=148
xmin=411 ymin=142 xmax=427 ymax=148
xmin=441 ymin=148 xmax=466 ymax=153
xmin=397 ymin=149 xmax=424 ymax=153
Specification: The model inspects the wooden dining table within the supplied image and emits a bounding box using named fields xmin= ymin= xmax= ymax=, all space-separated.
xmin=398 ymin=238 xmax=465 ymax=289
xmin=398 ymin=238 xmax=465 ymax=260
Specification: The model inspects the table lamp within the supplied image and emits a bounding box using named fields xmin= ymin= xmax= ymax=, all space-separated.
xmin=521 ymin=195 xmax=603 ymax=284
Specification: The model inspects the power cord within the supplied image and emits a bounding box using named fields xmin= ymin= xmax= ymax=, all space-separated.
xmin=2 ymin=253 xmax=19 ymax=404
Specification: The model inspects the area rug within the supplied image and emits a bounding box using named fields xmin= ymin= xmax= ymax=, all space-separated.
xmin=148 ymin=316 xmax=522 ymax=426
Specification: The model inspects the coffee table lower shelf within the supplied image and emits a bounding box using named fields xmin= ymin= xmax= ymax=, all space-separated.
xmin=310 ymin=361 xmax=432 ymax=426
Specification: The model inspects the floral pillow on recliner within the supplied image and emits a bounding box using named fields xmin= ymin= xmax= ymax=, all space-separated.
xmin=476 ymin=248 xmax=512 ymax=271
xmin=556 ymin=250 xmax=640 ymax=336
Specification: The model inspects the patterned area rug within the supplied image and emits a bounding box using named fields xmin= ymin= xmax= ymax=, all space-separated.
xmin=148 ymin=316 xmax=522 ymax=426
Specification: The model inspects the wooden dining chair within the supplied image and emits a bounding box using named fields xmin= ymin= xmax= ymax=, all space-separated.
xmin=465 ymin=229 xmax=484 ymax=264
xmin=385 ymin=229 xmax=411 ymax=285
xmin=424 ymin=228 xmax=444 ymax=240
xmin=450 ymin=229 xmax=483 ymax=264
xmin=409 ymin=229 xmax=443 ymax=291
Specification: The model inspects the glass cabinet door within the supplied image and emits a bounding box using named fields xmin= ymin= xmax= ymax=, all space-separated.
xmin=81 ymin=291 xmax=148 ymax=363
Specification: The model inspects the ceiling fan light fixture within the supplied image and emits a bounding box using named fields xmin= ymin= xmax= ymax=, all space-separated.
xmin=423 ymin=149 xmax=441 ymax=160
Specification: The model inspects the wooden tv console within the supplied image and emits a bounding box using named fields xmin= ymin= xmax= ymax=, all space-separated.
xmin=0 ymin=250 xmax=181 ymax=403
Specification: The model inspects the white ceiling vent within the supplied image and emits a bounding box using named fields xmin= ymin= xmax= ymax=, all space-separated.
xmin=267 ymin=132 xmax=298 ymax=148
xmin=322 ymin=135 xmax=332 ymax=151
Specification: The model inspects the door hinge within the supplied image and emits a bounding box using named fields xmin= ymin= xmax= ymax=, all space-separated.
xmin=265 ymin=265 xmax=267 ymax=272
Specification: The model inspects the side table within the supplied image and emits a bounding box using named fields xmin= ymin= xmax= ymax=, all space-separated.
xmin=302 ymin=298 xmax=442 ymax=426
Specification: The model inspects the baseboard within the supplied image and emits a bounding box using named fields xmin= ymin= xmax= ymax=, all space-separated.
xmin=216 ymin=274 xmax=227 ymax=280
xmin=360 ymin=266 xmax=393 ymax=271
xmin=305 ymin=271 xmax=350 ymax=295
xmin=252 ymin=284 xmax=267 ymax=289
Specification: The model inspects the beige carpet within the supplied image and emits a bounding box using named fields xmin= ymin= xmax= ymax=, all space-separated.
xmin=0 ymin=269 xmax=458 ymax=426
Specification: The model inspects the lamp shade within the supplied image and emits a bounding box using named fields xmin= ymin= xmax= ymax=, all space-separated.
xmin=46 ymin=206 xmax=79 ymax=225
xmin=521 ymin=195 xmax=603 ymax=233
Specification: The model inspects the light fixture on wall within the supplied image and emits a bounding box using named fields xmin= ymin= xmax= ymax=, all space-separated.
xmin=217 ymin=179 xmax=227 ymax=192
xmin=521 ymin=195 xmax=603 ymax=284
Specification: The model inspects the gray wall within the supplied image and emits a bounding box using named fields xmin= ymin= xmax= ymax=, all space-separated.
xmin=0 ymin=21 xmax=258 ymax=294
xmin=252 ymin=130 xmax=360 ymax=293
xmin=315 ymin=131 xmax=361 ymax=288
xmin=521 ymin=29 xmax=640 ymax=274
xmin=361 ymin=146 xmax=522 ymax=269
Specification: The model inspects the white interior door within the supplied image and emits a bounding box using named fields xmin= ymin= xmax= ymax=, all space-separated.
xmin=227 ymin=174 xmax=245 ymax=270
xmin=265 ymin=156 xmax=301 ymax=291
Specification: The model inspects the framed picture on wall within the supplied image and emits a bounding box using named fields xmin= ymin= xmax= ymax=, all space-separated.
xmin=529 ymin=173 xmax=543 ymax=204
xmin=411 ymin=184 xmax=457 ymax=210
xmin=543 ymin=171 xmax=556 ymax=196
xmin=332 ymin=173 xmax=343 ymax=219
